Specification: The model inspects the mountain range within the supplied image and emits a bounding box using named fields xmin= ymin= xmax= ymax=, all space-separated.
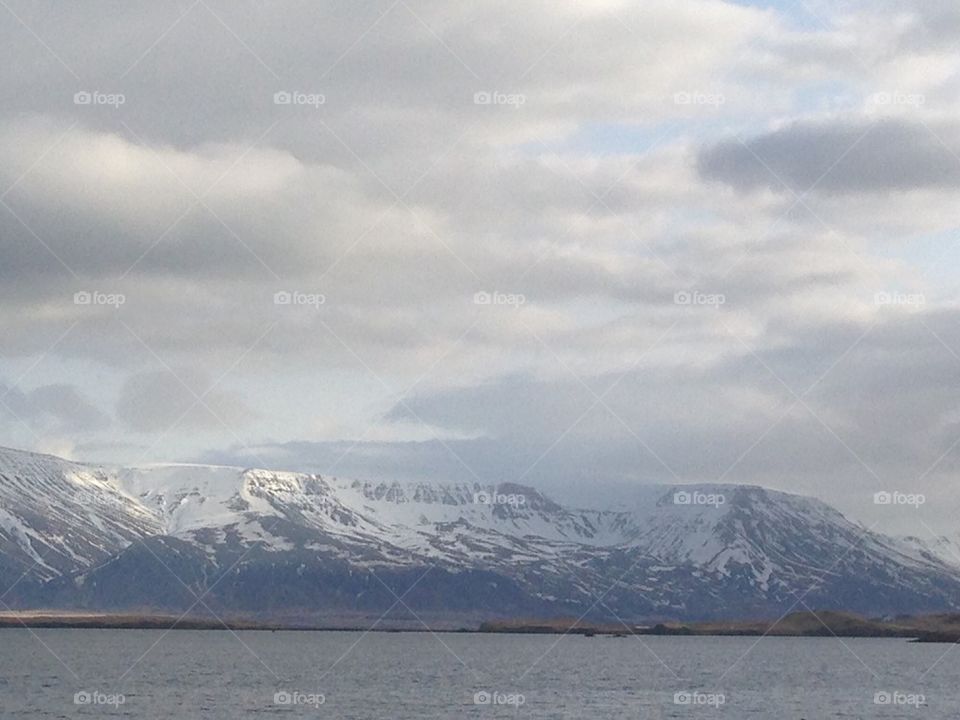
xmin=0 ymin=445 xmax=958 ymax=624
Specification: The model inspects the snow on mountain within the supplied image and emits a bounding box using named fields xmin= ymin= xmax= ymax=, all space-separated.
xmin=0 ymin=448 xmax=160 ymax=582
xmin=0 ymin=445 xmax=959 ymax=621
xmin=900 ymin=533 xmax=960 ymax=571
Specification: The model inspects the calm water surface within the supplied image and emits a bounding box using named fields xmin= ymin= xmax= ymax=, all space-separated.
xmin=0 ymin=630 xmax=955 ymax=718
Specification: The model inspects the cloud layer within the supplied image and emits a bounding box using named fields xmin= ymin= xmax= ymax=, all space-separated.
xmin=1 ymin=0 xmax=960 ymax=534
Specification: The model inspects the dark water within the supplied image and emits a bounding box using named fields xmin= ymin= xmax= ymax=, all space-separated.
xmin=0 ymin=630 xmax=955 ymax=718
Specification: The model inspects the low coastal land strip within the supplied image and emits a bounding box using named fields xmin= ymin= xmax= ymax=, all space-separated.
xmin=3 ymin=610 xmax=960 ymax=642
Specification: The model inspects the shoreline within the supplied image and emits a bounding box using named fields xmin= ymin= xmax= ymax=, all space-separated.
xmin=1 ymin=610 xmax=958 ymax=642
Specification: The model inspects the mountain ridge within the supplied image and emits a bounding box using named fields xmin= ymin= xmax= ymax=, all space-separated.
xmin=1 ymin=444 xmax=958 ymax=622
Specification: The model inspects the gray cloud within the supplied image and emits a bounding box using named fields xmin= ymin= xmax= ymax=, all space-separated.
xmin=0 ymin=381 xmax=110 ymax=434
xmin=884 ymin=0 xmax=960 ymax=49
xmin=364 ymin=307 xmax=960 ymax=526
xmin=698 ymin=119 xmax=960 ymax=194
xmin=115 ymin=368 xmax=253 ymax=433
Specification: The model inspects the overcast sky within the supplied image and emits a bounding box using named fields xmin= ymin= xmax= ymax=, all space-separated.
xmin=1 ymin=0 xmax=959 ymax=534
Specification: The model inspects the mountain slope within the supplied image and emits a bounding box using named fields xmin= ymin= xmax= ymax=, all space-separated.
xmin=0 ymin=445 xmax=958 ymax=622
xmin=0 ymin=449 xmax=160 ymax=586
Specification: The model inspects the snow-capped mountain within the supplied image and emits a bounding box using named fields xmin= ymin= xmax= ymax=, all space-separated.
xmin=1 ymin=445 xmax=959 ymax=622
xmin=900 ymin=532 xmax=960 ymax=570
xmin=0 ymin=449 xmax=161 ymax=583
